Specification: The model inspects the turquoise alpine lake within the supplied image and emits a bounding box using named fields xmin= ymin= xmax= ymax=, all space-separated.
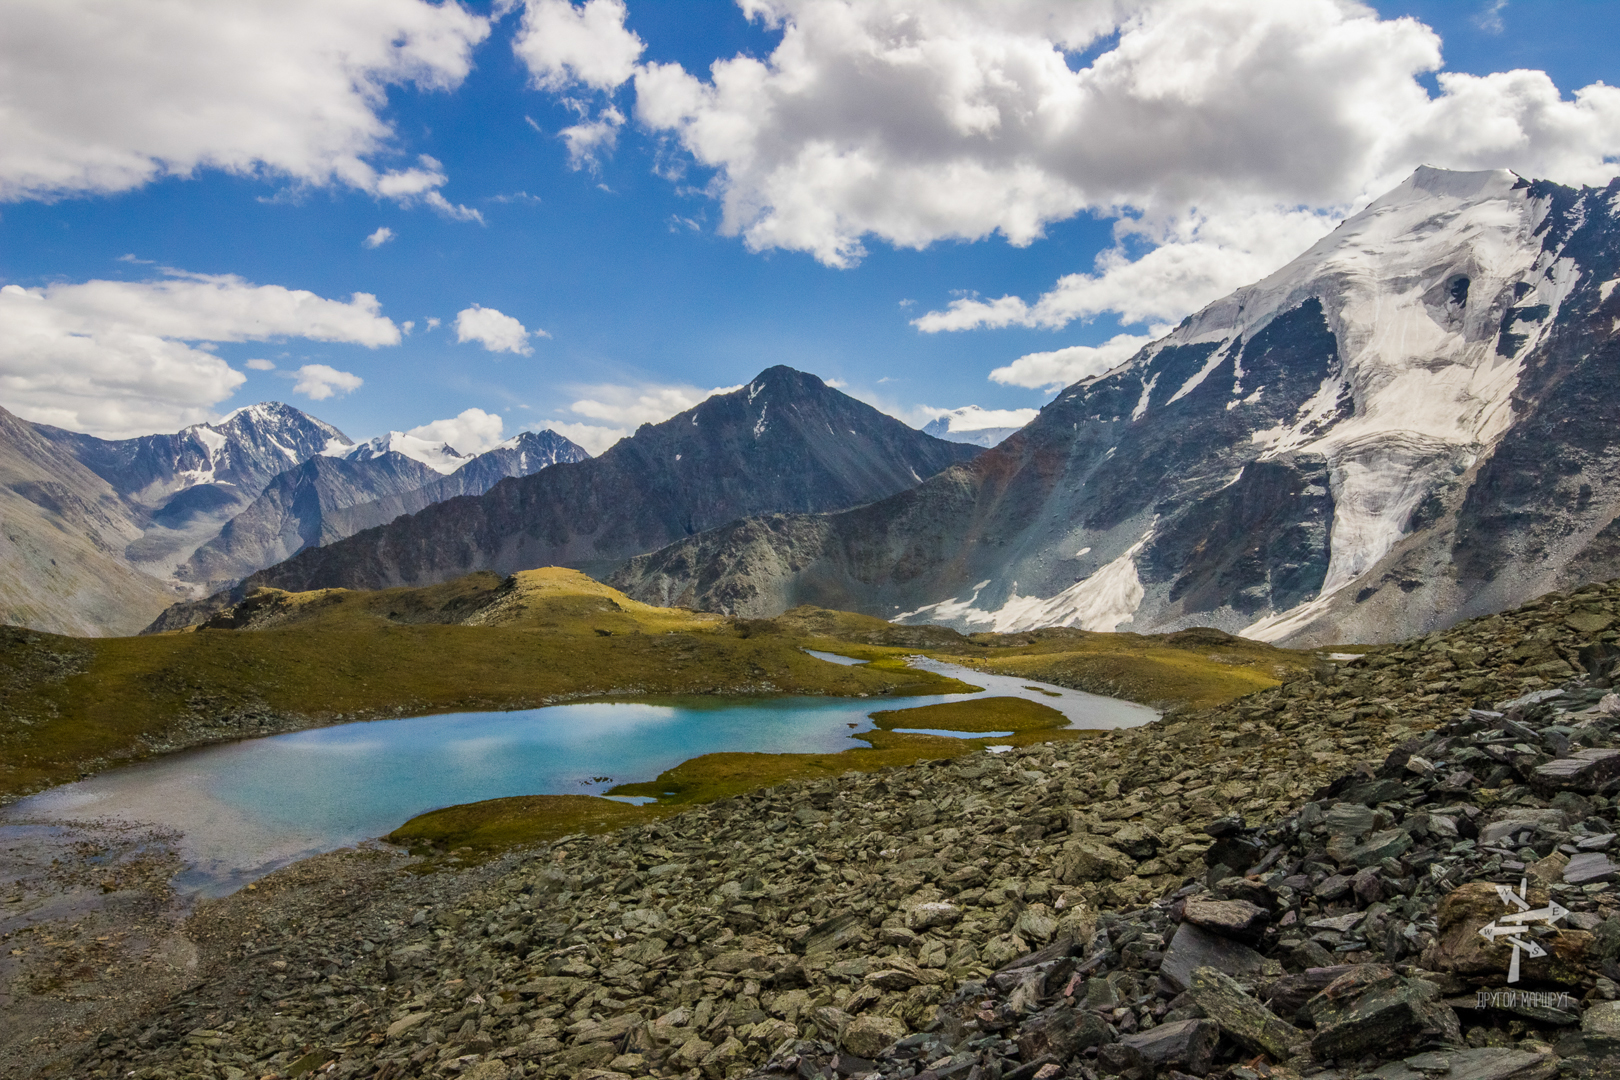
xmin=0 ymin=656 xmax=1155 ymax=895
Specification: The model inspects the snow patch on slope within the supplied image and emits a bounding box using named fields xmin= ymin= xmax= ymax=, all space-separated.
xmin=1167 ymin=343 xmax=1231 ymax=406
xmin=1126 ymin=168 xmax=1575 ymax=634
xmin=335 ymin=432 xmax=469 ymax=474
xmin=898 ymin=533 xmax=1151 ymax=634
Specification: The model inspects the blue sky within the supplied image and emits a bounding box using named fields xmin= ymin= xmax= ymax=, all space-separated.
xmin=1 ymin=0 xmax=1616 ymax=454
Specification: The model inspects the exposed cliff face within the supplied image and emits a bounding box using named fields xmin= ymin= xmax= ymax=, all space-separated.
xmin=612 ymin=168 xmax=1620 ymax=646
xmin=207 ymin=367 xmax=981 ymax=601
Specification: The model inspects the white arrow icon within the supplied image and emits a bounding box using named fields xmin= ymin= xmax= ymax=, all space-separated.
xmin=1480 ymin=878 xmax=1563 ymax=983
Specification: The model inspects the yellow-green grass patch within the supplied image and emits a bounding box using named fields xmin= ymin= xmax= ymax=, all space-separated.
xmin=869 ymin=695 xmax=1067 ymax=733
xmin=386 ymin=794 xmax=670 ymax=853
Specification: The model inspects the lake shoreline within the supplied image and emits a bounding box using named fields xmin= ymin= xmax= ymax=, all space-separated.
xmin=3 ymin=657 xmax=1155 ymax=897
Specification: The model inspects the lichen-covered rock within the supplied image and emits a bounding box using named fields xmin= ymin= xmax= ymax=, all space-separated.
xmin=840 ymin=1014 xmax=906 ymax=1057
xmin=1303 ymin=965 xmax=1461 ymax=1061
xmin=1055 ymin=836 xmax=1133 ymax=883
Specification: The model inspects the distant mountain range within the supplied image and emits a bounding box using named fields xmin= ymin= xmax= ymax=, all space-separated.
xmin=23 ymin=166 xmax=1620 ymax=649
xmin=609 ymin=167 xmax=1620 ymax=647
xmin=0 ymin=402 xmax=585 ymax=635
xmin=151 ymin=367 xmax=982 ymax=628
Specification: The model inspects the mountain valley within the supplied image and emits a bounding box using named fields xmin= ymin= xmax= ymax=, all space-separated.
xmin=0 ymin=404 xmax=586 ymax=635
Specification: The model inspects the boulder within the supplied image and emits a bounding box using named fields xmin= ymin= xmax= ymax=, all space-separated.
xmin=1357 ymin=1047 xmax=1559 ymax=1080
xmin=804 ymin=913 xmax=864 ymax=954
xmin=1187 ymin=965 xmax=1306 ymax=1060
xmin=1564 ymin=851 xmax=1619 ymax=885
xmin=1056 ymin=838 xmax=1133 ymax=883
xmin=700 ymin=1035 xmax=745 ymax=1079
xmin=1583 ymin=999 xmax=1620 ymax=1046
xmin=906 ymin=901 xmax=962 ymax=931
xmin=1532 ymin=748 xmax=1620 ymax=794
xmin=1324 ymin=803 xmax=1376 ymax=838
xmin=1263 ymin=965 xmax=1357 ymax=1019
xmin=1015 ymin=1003 xmax=1110 ymax=1063
xmin=841 ymin=1014 xmax=907 ymax=1057
xmin=1159 ymin=921 xmax=1270 ymax=993
xmin=1301 ymin=965 xmax=1460 ymax=1060
xmin=1333 ymin=827 xmax=1413 ymax=868
xmin=1182 ymin=897 xmax=1270 ymax=945
xmin=1113 ymin=1018 xmax=1218 ymax=1075
xmin=1421 ymin=882 xmax=1595 ymax=984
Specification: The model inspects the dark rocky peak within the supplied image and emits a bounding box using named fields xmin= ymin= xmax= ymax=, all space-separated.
xmin=595 ymin=365 xmax=980 ymax=510
xmin=160 ymin=366 xmax=979 ymax=616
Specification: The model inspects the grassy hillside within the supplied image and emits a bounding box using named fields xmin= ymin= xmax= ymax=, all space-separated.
xmin=1 ymin=569 xmax=1312 ymax=828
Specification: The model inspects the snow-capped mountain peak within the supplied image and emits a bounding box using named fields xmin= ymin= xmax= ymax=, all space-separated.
xmin=332 ymin=431 xmax=469 ymax=475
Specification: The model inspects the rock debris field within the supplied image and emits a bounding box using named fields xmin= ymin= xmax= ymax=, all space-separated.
xmin=30 ymin=582 xmax=1620 ymax=1080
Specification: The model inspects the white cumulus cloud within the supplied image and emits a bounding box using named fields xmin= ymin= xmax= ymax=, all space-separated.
xmin=512 ymin=0 xmax=645 ymax=91
xmin=560 ymin=105 xmax=626 ymax=171
xmin=363 ymin=226 xmax=396 ymax=248
xmin=989 ymin=333 xmax=1161 ymax=391
xmin=549 ymin=380 xmax=741 ymax=454
xmin=0 ymin=0 xmax=489 ymax=216
xmin=525 ymin=0 xmax=1620 ymax=341
xmin=0 ymin=270 xmax=400 ymax=436
xmin=454 ymin=305 xmax=542 ymax=355
xmin=918 ymin=404 xmax=1040 ymax=433
xmin=292 ymin=364 xmax=364 ymax=401
xmin=406 ymin=407 xmax=506 ymax=455
xmin=245 ymin=358 xmax=276 ymax=371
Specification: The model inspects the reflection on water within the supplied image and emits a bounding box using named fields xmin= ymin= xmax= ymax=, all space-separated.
xmin=2 ymin=657 xmax=1155 ymax=895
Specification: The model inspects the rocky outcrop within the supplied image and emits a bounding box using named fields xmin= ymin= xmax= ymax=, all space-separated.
xmin=612 ymin=169 xmax=1620 ymax=649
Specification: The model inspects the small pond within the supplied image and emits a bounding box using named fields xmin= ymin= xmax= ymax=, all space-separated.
xmin=1 ymin=656 xmax=1155 ymax=895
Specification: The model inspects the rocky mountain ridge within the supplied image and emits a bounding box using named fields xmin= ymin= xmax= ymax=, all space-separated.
xmin=177 ymin=430 xmax=589 ymax=594
xmin=0 ymin=402 xmax=586 ymax=635
xmin=27 ymin=581 xmax=1620 ymax=1080
xmin=174 ymin=367 xmax=981 ymax=613
xmin=611 ymin=168 xmax=1620 ymax=649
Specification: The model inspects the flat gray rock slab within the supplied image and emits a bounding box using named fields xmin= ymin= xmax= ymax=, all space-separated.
xmin=1359 ymin=1047 xmax=1557 ymax=1079
xmin=1532 ymin=747 xmax=1620 ymax=794
xmin=1118 ymin=1017 xmax=1218 ymax=1075
xmin=1563 ymin=851 xmax=1619 ymax=885
xmin=1159 ymin=921 xmax=1268 ymax=993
